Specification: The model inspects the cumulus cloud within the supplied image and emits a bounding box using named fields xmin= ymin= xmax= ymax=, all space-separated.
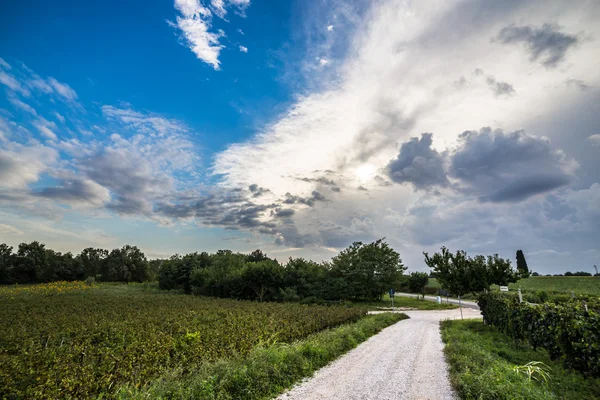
xmin=386 ymin=133 xmax=448 ymax=189
xmin=495 ymin=23 xmax=579 ymax=67
xmin=239 ymin=45 xmax=248 ymax=53
xmin=450 ymin=128 xmax=576 ymax=202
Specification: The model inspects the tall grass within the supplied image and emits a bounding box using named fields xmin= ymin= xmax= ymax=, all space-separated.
xmin=441 ymin=319 xmax=600 ymax=400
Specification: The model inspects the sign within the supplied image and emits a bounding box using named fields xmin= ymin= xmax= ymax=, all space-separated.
xmin=500 ymin=286 xmax=509 ymax=292
xmin=389 ymin=289 xmax=395 ymax=298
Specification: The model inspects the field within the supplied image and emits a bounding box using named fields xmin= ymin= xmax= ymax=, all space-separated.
xmin=441 ymin=320 xmax=600 ymax=399
xmin=0 ymin=282 xmax=370 ymax=399
xmin=428 ymin=276 xmax=600 ymax=297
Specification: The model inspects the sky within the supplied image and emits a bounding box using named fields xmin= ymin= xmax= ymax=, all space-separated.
xmin=0 ymin=0 xmax=599 ymax=274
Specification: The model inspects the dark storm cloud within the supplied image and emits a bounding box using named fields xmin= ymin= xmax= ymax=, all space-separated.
xmin=450 ymin=127 xmax=573 ymax=202
xmin=386 ymin=133 xmax=448 ymax=189
xmin=481 ymin=174 xmax=571 ymax=203
xmin=495 ymin=24 xmax=579 ymax=67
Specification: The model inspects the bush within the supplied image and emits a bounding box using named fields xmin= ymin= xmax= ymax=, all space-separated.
xmin=477 ymin=292 xmax=600 ymax=378
xmin=84 ymin=276 xmax=95 ymax=286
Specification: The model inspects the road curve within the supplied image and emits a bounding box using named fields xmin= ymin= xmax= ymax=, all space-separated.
xmin=277 ymin=308 xmax=481 ymax=400
xmin=395 ymin=292 xmax=480 ymax=310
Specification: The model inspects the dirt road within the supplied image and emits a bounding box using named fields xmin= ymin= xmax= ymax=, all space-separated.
xmin=277 ymin=308 xmax=481 ymax=400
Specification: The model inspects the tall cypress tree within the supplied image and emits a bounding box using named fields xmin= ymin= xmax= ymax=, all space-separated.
xmin=516 ymin=250 xmax=530 ymax=278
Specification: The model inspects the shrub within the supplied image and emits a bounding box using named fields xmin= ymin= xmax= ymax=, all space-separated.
xmin=477 ymin=292 xmax=600 ymax=378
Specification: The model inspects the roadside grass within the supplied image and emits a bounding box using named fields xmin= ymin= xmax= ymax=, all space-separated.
xmin=347 ymin=293 xmax=457 ymax=311
xmin=116 ymin=312 xmax=408 ymax=400
xmin=441 ymin=319 xmax=600 ymax=400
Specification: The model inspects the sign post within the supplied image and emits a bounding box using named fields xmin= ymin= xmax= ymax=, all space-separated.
xmin=389 ymin=289 xmax=395 ymax=312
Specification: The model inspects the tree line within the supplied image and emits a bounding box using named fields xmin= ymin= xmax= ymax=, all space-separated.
xmin=0 ymin=242 xmax=150 ymax=284
xmin=158 ymin=239 xmax=405 ymax=302
xmin=0 ymin=239 xmax=407 ymax=302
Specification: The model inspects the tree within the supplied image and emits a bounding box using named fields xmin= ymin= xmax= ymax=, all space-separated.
xmin=240 ymin=260 xmax=284 ymax=301
xmin=78 ymin=248 xmax=108 ymax=279
xmin=424 ymin=247 xmax=517 ymax=318
xmin=408 ymin=272 xmax=429 ymax=299
xmin=516 ymin=250 xmax=530 ymax=278
xmin=331 ymin=239 xmax=405 ymax=301
xmin=0 ymin=244 xmax=15 ymax=284
xmin=16 ymin=241 xmax=47 ymax=283
xmin=247 ymin=249 xmax=268 ymax=263
xmin=103 ymin=245 xmax=148 ymax=282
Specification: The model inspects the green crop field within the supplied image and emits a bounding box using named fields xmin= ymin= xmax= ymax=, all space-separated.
xmin=428 ymin=276 xmax=600 ymax=297
xmin=0 ymin=282 xmax=368 ymax=399
xmin=505 ymin=276 xmax=600 ymax=296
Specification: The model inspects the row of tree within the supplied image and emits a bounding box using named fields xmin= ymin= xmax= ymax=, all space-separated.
xmin=0 ymin=239 xmax=407 ymax=302
xmin=0 ymin=242 xmax=150 ymax=284
xmin=423 ymin=247 xmax=524 ymax=298
xmin=158 ymin=239 xmax=406 ymax=302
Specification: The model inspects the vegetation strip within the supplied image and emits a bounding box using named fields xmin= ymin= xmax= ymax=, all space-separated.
xmin=116 ymin=313 xmax=408 ymax=400
xmin=441 ymin=320 xmax=600 ymax=400
xmin=478 ymin=292 xmax=600 ymax=378
xmin=0 ymin=284 xmax=367 ymax=399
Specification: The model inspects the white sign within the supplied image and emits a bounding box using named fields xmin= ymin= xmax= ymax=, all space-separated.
xmin=500 ymin=286 xmax=509 ymax=292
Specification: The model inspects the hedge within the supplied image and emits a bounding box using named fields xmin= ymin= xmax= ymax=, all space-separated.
xmin=477 ymin=292 xmax=600 ymax=378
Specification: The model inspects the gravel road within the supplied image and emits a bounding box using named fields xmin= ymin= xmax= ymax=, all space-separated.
xmin=277 ymin=308 xmax=481 ymax=400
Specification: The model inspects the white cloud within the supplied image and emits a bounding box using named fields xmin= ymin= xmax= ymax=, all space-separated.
xmin=54 ymin=112 xmax=66 ymax=123
xmin=0 ymin=57 xmax=11 ymax=69
xmin=33 ymin=118 xmax=58 ymax=141
xmin=0 ymin=223 xmax=24 ymax=236
xmin=0 ymin=71 xmax=30 ymax=96
xmin=318 ymin=57 xmax=329 ymax=66
xmin=48 ymin=77 xmax=78 ymax=101
xmin=8 ymin=96 xmax=37 ymax=116
xmin=171 ymin=0 xmax=223 ymax=70
xmin=588 ymin=134 xmax=600 ymax=145
xmin=213 ymin=0 xmax=600 ymax=267
xmin=239 ymin=45 xmax=248 ymax=53
xmin=171 ymin=0 xmax=253 ymax=69
xmin=211 ymin=0 xmax=227 ymax=18
xmin=0 ymin=142 xmax=58 ymax=189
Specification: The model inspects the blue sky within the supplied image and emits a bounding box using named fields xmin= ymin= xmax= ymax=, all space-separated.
xmin=0 ymin=0 xmax=599 ymax=273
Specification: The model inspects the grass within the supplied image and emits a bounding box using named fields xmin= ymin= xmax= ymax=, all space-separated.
xmin=356 ymin=293 xmax=457 ymax=310
xmin=116 ymin=312 xmax=408 ymax=399
xmin=504 ymin=276 xmax=600 ymax=297
xmin=441 ymin=319 xmax=600 ymax=400
xmin=428 ymin=276 xmax=600 ymax=299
